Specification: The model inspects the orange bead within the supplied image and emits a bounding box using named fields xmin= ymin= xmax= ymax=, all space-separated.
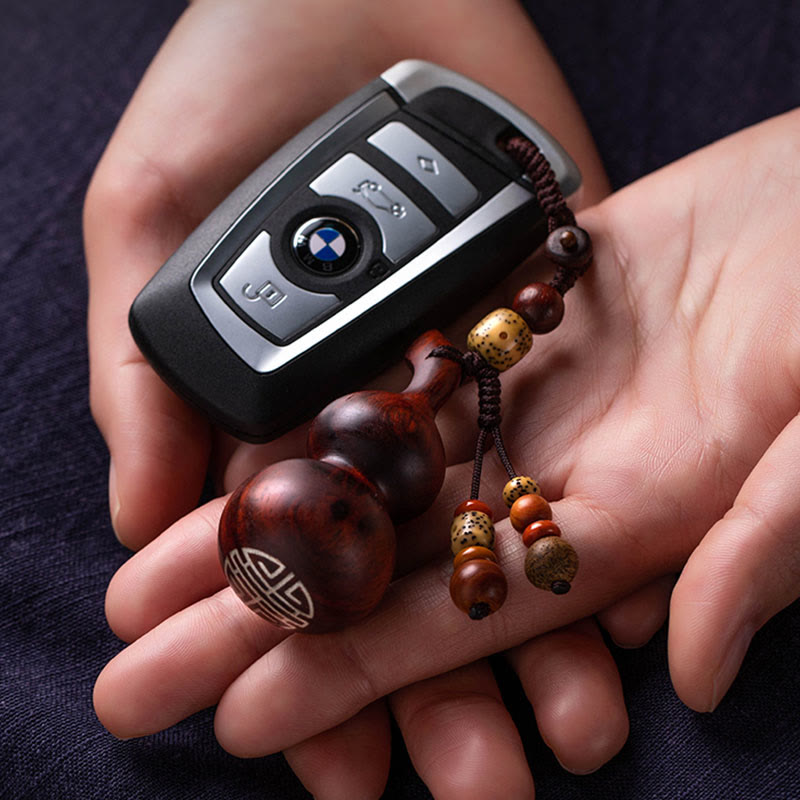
xmin=449 ymin=558 xmax=508 ymax=620
xmin=522 ymin=519 xmax=561 ymax=547
xmin=454 ymin=499 xmax=493 ymax=519
xmin=509 ymin=493 xmax=552 ymax=532
xmin=453 ymin=545 xmax=497 ymax=570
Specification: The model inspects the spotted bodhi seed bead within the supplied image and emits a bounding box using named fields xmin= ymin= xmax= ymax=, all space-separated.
xmin=467 ymin=308 xmax=532 ymax=371
xmin=453 ymin=545 xmax=497 ymax=570
xmin=524 ymin=535 xmax=579 ymax=593
xmin=509 ymin=493 xmax=552 ymax=532
xmin=502 ymin=476 xmax=541 ymax=507
xmin=450 ymin=510 xmax=495 ymax=555
xmin=522 ymin=519 xmax=561 ymax=548
xmin=449 ymin=558 xmax=508 ymax=620
xmin=454 ymin=499 xmax=493 ymax=519
xmin=512 ymin=282 xmax=565 ymax=335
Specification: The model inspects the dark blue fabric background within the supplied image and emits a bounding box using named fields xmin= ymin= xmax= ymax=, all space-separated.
xmin=1 ymin=1 xmax=798 ymax=798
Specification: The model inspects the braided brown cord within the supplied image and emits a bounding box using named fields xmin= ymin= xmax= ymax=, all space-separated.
xmin=431 ymin=134 xmax=593 ymax=503
xmin=429 ymin=345 xmax=516 ymax=497
xmin=503 ymin=135 xmax=592 ymax=296
xmin=504 ymin=135 xmax=575 ymax=231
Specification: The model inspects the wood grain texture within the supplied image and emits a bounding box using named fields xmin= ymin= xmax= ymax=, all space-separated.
xmin=306 ymin=330 xmax=460 ymax=522
xmin=219 ymin=459 xmax=395 ymax=633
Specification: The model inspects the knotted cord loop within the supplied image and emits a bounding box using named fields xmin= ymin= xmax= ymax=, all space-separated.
xmin=430 ymin=345 xmax=515 ymax=498
xmin=503 ymin=136 xmax=575 ymax=231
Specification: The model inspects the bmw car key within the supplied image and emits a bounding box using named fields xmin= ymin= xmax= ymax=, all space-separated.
xmin=130 ymin=60 xmax=581 ymax=441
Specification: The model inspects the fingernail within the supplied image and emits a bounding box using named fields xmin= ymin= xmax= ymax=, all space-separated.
xmin=708 ymin=623 xmax=755 ymax=711
xmin=555 ymin=755 xmax=602 ymax=776
xmin=108 ymin=460 xmax=122 ymax=542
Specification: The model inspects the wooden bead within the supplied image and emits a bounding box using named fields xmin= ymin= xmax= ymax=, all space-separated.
xmin=509 ymin=493 xmax=552 ymax=532
xmin=453 ymin=545 xmax=497 ymax=569
xmin=502 ymin=476 xmax=541 ymax=507
xmin=450 ymin=510 xmax=495 ymax=555
xmin=306 ymin=330 xmax=461 ymax=524
xmin=512 ymin=282 xmax=565 ymax=334
xmin=544 ymin=225 xmax=592 ymax=269
xmin=218 ymin=459 xmax=395 ymax=634
xmin=467 ymin=308 xmax=532 ymax=371
xmin=454 ymin=499 xmax=493 ymax=519
xmin=522 ymin=519 xmax=561 ymax=547
xmin=449 ymin=558 xmax=508 ymax=619
xmin=524 ymin=535 xmax=579 ymax=592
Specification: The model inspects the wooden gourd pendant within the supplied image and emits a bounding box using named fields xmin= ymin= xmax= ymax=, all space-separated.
xmin=218 ymin=135 xmax=592 ymax=632
xmin=218 ymin=330 xmax=460 ymax=634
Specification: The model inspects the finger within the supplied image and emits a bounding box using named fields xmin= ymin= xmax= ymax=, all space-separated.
xmin=104 ymin=496 xmax=228 ymax=643
xmin=85 ymin=174 xmax=211 ymax=550
xmin=94 ymin=586 xmax=286 ymax=739
xmin=105 ymin=447 xmax=502 ymax=646
xmin=508 ymin=619 xmax=628 ymax=775
xmin=284 ymin=702 xmax=391 ymax=800
xmin=212 ymin=491 xmax=677 ymax=758
xmin=389 ymin=660 xmax=534 ymax=800
xmin=669 ymin=412 xmax=800 ymax=712
xmin=596 ymin=575 xmax=675 ymax=648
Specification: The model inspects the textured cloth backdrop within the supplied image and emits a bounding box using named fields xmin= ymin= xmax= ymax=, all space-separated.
xmin=1 ymin=1 xmax=799 ymax=798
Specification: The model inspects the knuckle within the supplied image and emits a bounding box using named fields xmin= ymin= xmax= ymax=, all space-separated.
xmin=84 ymin=151 xmax=172 ymax=237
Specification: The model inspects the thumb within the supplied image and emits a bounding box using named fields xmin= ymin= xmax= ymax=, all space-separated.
xmin=668 ymin=412 xmax=800 ymax=712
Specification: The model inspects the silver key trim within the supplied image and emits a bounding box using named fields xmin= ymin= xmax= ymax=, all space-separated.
xmin=191 ymin=181 xmax=533 ymax=373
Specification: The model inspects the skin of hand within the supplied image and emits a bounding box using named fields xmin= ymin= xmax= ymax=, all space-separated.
xmin=84 ymin=0 xmax=660 ymax=796
xmin=91 ymin=104 xmax=800 ymax=795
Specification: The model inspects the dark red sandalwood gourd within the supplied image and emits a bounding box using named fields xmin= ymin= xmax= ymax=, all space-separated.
xmin=218 ymin=330 xmax=461 ymax=634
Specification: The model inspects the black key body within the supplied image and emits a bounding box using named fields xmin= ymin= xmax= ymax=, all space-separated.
xmin=130 ymin=60 xmax=581 ymax=441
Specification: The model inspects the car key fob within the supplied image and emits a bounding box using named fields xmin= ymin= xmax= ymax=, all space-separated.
xmin=129 ymin=60 xmax=581 ymax=441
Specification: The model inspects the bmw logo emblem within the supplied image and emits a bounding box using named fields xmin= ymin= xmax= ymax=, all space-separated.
xmin=292 ymin=217 xmax=360 ymax=274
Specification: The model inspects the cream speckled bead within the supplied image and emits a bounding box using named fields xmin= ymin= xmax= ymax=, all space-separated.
xmin=450 ymin=510 xmax=495 ymax=555
xmin=467 ymin=308 xmax=532 ymax=371
xmin=502 ymin=476 xmax=541 ymax=507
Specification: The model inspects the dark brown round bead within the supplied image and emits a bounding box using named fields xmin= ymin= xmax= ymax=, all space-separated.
xmin=449 ymin=559 xmax=508 ymax=619
xmin=524 ymin=535 xmax=579 ymax=592
xmin=454 ymin=499 xmax=493 ymax=519
xmin=509 ymin=493 xmax=552 ymax=533
xmin=218 ymin=459 xmax=396 ymax=634
xmin=512 ymin=282 xmax=565 ymax=334
xmin=544 ymin=225 xmax=592 ymax=269
xmin=453 ymin=545 xmax=497 ymax=570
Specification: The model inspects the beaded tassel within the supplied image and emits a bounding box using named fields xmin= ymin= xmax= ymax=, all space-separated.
xmin=435 ymin=135 xmax=591 ymax=620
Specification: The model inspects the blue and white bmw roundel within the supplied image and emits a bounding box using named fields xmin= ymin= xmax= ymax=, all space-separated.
xmin=308 ymin=227 xmax=347 ymax=262
xmin=292 ymin=216 xmax=361 ymax=274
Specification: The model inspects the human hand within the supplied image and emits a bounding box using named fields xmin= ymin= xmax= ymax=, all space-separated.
xmin=95 ymin=109 xmax=800 ymax=796
xmin=83 ymin=0 xmax=607 ymax=552
xmin=85 ymin=0 xmax=626 ymax=794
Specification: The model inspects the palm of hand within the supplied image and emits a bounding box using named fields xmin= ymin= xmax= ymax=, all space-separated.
xmin=95 ymin=111 xmax=800 ymax=778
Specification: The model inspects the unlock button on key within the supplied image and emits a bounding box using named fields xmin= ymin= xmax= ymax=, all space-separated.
xmin=220 ymin=232 xmax=339 ymax=342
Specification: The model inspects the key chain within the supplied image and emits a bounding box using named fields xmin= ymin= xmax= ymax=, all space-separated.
xmin=434 ymin=135 xmax=591 ymax=620
xmin=219 ymin=134 xmax=593 ymax=632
